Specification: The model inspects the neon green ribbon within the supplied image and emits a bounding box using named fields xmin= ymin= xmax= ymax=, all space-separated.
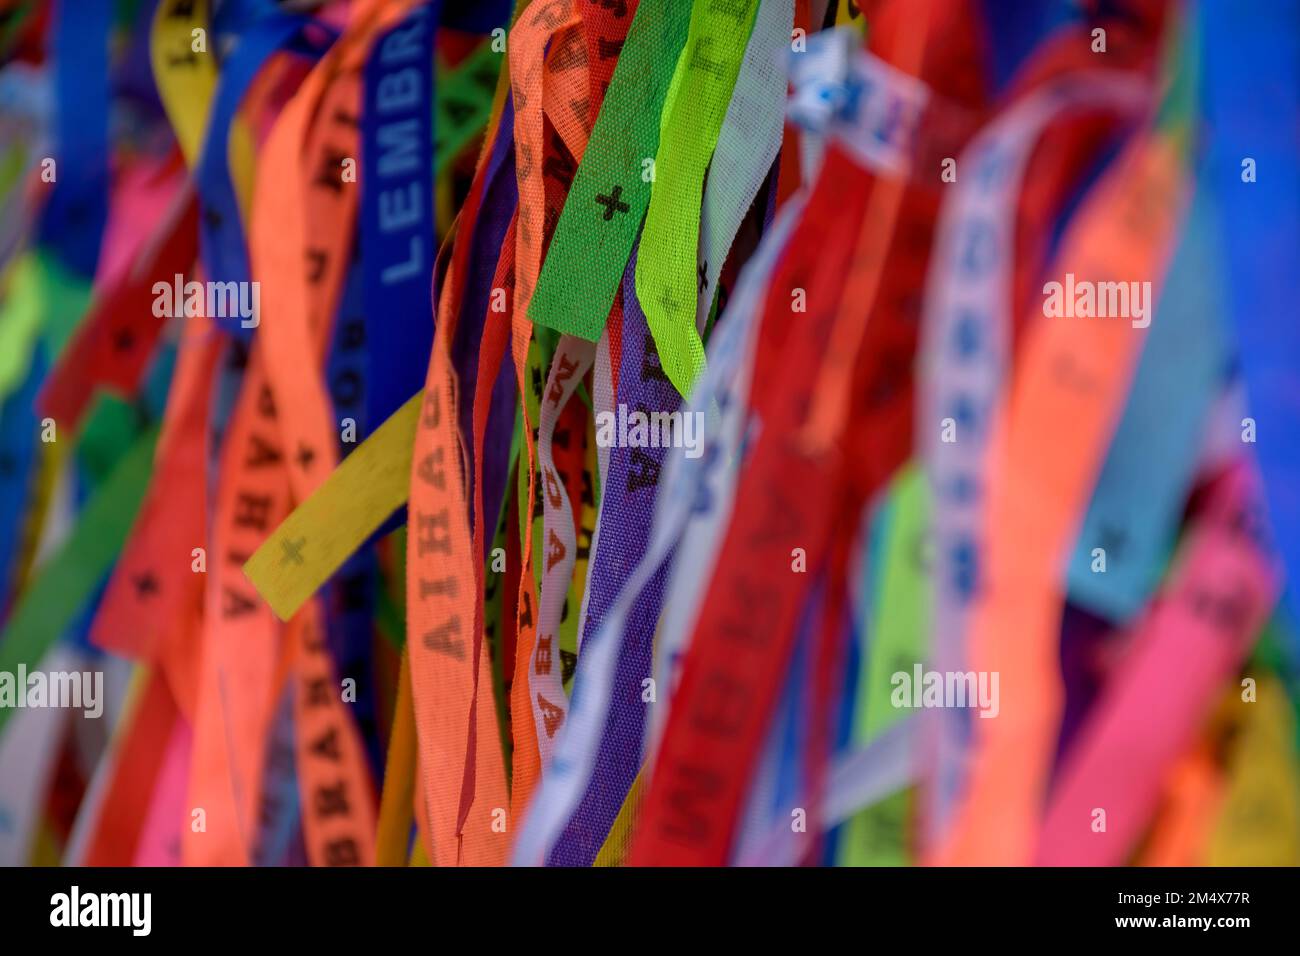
xmin=634 ymin=0 xmax=759 ymax=396
xmin=840 ymin=464 xmax=929 ymax=866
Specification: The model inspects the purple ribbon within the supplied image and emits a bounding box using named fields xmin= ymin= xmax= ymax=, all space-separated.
xmin=547 ymin=245 xmax=680 ymax=865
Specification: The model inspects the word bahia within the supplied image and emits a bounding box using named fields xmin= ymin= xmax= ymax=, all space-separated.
xmin=50 ymin=886 xmax=151 ymax=936
xmin=152 ymin=273 xmax=260 ymax=328
xmin=890 ymin=664 xmax=1000 ymax=718
xmin=595 ymin=404 xmax=705 ymax=459
xmin=1042 ymin=273 xmax=1153 ymax=328
xmin=0 ymin=665 xmax=103 ymax=718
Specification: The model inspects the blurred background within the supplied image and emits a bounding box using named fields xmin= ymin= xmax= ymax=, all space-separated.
xmin=0 ymin=0 xmax=1296 ymax=868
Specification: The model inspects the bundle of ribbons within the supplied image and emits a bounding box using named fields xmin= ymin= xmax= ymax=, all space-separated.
xmin=0 ymin=0 xmax=1297 ymax=868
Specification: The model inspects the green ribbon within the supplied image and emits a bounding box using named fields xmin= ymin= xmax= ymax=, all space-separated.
xmin=840 ymin=464 xmax=929 ymax=866
xmin=0 ymin=253 xmax=93 ymax=407
xmin=634 ymin=0 xmax=759 ymax=396
xmin=0 ymin=425 xmax=158 ymax=737
xmin=435 ymin=41 xmax=503 ymax=175
xmin=526 ymin=0 xmax=691 ymax=341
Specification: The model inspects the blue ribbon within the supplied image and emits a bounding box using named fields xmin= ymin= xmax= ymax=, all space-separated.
xmin=1201 ymin=0 xmax=1300 ymax=638
xmin=0 ymin=351 xmax=44 ymax=624
xmin=1065 ymin=186 xmax=1229 ymax=622
xmin=361 ymin=2 xmax=440 ymax=426
xmin=38 ymin=0 xmax=111 ymax=277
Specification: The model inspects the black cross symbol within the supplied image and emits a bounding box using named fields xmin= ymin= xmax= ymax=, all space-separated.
xmin=296 ymin=443 xmax=315 ymax=469
xmin=658 ymin=288 xmax=684 ymax=315
xmin=112 ymin=327 xmax=135 ymax=352
xmin=65 ymin=199 xmax=90 ymax=225
xmin=204 ymin=207 xmax=223 ymax=230
xmin=281 ymin=537 xmax=306 ymax=566
xmin=1227 ymin=501 xmax=1268 ymax=549
xmin=595 ymin=185 xmax=629 ymax=221
xmin=0 ymin=454 xmax=15 ymax=478
xmin=228 ymin=340 xmax=250 ymax=371
xmin=698 ymin=262 xmax=708 ymax=294
xmin=1098 ymin=523 xmax=1127 ymax=560
xmin=133 ymin=571 xmax=159 ymax=599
